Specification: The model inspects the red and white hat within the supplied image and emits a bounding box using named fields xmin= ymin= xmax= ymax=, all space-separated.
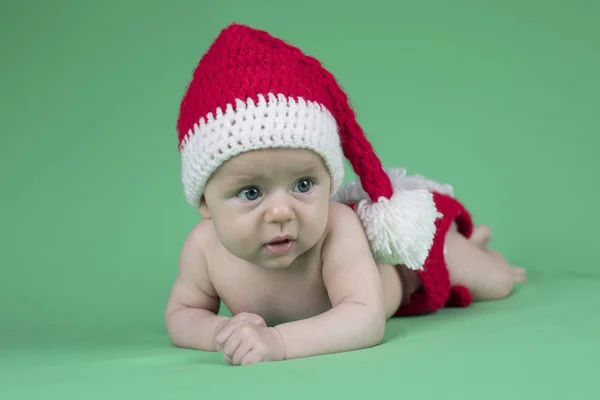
xmin=176 ymin=23 xmax=441 ymax=270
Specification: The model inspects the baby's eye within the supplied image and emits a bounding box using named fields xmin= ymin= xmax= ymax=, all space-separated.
xmin=293 ymin=178 xmax=313 ymax=193
xmin=238 ymin=186 xmax=262 ymax=201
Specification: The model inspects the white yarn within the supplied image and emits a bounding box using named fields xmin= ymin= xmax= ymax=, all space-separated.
xmin=179 ymin=93 xmax=345 ymax=207
xmin=332 ymin=167 xmax=449 ymax=270
xmin=331 ymin=167 xmax=454 ymax=204
xmin=355 ymin=189 xmax=439 ymax=270
xmin=179 ymin=90 xmax=447 ymax=269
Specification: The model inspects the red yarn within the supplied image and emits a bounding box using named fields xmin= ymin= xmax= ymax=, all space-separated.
xmin=176 ymin=24 xmax=332 ymax=149
xmin=344 ymin=191 xmax=474 ymax=315
xmin=394 ymin=192 xmax=474 ymax=316
xmin=446 ymin=285 xmax=473 ymax=308
xmin=176 ymin=23 xmax=394 ymax=201
xmin=177 ymin=23 xmax=475 ymax=316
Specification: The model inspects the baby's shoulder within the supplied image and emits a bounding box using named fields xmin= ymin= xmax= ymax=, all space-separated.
xmin=323 ymin=202 xmax=370 ymax=249
xmin=186 ymin=218 xmax=215 ymax=242
xmin=320 ymin=202 xmax=379 ymax=277
xmin=178 ymin=219 xmax=222 ymax=270
xmin=177 ymin=219 xmax=221 ymax=295
xmin=326 ymin=201 xmax=363 ymax=230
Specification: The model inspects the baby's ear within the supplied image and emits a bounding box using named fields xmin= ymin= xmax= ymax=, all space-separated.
xmin=198 ymin=196 xmax=211 ymax=219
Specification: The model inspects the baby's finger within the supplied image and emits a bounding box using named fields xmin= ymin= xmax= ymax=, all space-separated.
xmin=215 ymin=319 xmax=256 ymax=349
xmin=222 ymin=335 xmax=243 ymax=358
xmin=215 ymin=320 xmax=243 ymax=348
xmin=240 ymin=349 xmax=263 ymax=366
xmin=232 ymin=341 xmax=254 ymax=366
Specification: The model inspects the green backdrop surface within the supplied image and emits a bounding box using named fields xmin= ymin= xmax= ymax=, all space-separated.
xmin=1 ymin=0 xmax=598 ymax=399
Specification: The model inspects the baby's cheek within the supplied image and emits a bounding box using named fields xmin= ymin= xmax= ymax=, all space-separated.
xmin=213 ymin=218 xmax=238 ymax=240
xmin=223 ymin=219 xmax=254 ymax=242
xmin=233 ymin=225 xmax=254 ymax=243
xmin=302 ymin=208 xmax=328 ymax=239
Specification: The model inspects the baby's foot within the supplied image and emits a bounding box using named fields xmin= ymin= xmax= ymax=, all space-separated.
xmin=506 ymin=265 xmax=527 ymax=283
xmin=482 ymin=247 xmax=527 ymax=284
xmin=469 ymin=225 xmax=492 ymax=248
xmin=446 ymin=228 xmax=527 ymax=301
xmin=469 ymin=225 xmax=526 ymax=282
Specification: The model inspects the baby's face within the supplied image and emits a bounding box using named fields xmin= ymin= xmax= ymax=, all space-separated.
xmin=200 ymin=148 xmax=332 ymax=269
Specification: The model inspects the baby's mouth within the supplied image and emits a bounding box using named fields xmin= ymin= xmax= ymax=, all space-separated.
xmin=269 ymin=238 xmax=291 ymax=245
xmin=266 ymin=235 xmax=294 ymax=245
xmin=264 ymin=236 xmax=295 ymax=255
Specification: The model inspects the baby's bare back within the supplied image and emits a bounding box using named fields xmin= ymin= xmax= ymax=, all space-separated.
xmin=202 ymin=223 xmax=333 ymax=327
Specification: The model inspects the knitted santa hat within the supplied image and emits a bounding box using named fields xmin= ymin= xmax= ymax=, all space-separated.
xmin=176 ymin=23 xmax=440 ymax=271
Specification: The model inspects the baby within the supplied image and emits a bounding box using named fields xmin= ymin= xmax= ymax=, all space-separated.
xmin=165 ymin=23 xmax=526 ymax=366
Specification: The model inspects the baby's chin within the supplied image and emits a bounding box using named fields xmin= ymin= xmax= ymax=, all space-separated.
xmin=222 ymin=232 xmax=325 ymax=267
xmin=240 ymin=245 xmax=317 ymax=270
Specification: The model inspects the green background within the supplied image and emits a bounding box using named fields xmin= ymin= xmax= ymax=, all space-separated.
xmin=1 ymin=0 xmax=598 ymax=398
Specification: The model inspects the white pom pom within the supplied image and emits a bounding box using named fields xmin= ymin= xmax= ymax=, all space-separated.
xmin=330 ymin=167 xmax=448 ymax=270
xmin=354 ymin=189 xmax=441 ymax=270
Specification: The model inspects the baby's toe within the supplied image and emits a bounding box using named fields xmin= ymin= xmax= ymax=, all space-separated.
xmin=511 ymin=267 xmax=527 ymax=283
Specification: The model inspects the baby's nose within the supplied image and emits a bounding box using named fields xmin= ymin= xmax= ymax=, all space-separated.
xmin=265 ymin=200 xmax=295 ymax=223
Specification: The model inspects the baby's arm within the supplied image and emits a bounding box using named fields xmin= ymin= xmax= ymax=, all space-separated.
xmin=164 ymin=224 xmax=228 ymax=352
xmin=274 ymin=203 xmax=387 ymax=360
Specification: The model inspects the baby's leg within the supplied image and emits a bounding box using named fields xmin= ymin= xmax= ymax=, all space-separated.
xmin=445 ymin=225 xmax=526 ymax=301
xmin=379 ymin=224 xmax=526 ymax=317
xmin=468 ymin=225 xmax=526 ymax=273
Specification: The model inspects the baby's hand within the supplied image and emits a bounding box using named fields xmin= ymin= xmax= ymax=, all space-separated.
xmin=214 ymin=313 xmax=285 ymax=366
xmin=212 ymin=312 xmax=265 ymax=351
xmin=225 ymin=312 xmax=267 ymax=328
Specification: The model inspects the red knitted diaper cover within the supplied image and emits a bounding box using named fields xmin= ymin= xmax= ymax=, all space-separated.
xmin=346 ymin=191 xmax=474 ymax=316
